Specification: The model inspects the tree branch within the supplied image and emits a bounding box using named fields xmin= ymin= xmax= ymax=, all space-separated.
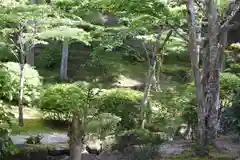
xmin=220 ymin=0 xmax=240 ymax=32
xmin=159 ymin=29 xmax=173 ymax=53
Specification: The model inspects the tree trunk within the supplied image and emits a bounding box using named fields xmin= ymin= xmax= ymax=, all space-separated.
xmin=26 ymin=0 xmax=40 ymax=66
xmin=205 ymin=0 xmax=220 ymax=145
xmin=140 ymin=63 xmax=155 ymax=129
xmin=219 ymin=31 xmax=227 ymax=72
xmin=60 ymin=38 xmax=69 ymax=81
xmin=18 ymin=63 xmax=25 ymax=127
xmin=69 ymin=114 xmax=83 ymax=160
xmin=187 ymin=0 xmax=208 ymax=155
xmin=26 ymin=47 xmax=35 ymax=66
xmin=140 ymin=29 xmax=161 ymax=129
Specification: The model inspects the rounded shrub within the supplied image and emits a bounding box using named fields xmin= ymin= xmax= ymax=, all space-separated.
xmin=39 ymin=83 xmax=87 ymax=120
xmin=35 ymin=45 xmax=61 ymax=69
xmin=220 ymin=72 xmax=240 ymax=107
xmin=96 ymin=88 xmax=143 ymax=129
xmin=114 ymin=129 xmax=164 ymax=151
xmin=0 ymin=62 xmax=42 ymax=106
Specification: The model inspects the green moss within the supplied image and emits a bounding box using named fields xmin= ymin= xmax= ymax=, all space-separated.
xmin=11 ymin=119 xmax=67 ymax=134
xmin=22 ymin=144 xmax=69 ymax=151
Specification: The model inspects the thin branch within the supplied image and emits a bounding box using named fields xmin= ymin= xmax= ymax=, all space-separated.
xmin=141 ymin=42 xmax=151 ymax=65
xmin=159 ymin=30 xmax=173 ymax=53
xmin=220 ymin=0 xmax=240 ymax=32
xmin=195 ymin=0 xmax=205 ymax=14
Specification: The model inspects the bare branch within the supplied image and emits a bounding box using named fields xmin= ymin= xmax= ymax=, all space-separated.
xmin=141 ymin=42 xmax=151 ymax=65
xmin=220 ymin=0 xmax=240 ymax=32
xmin=159 ymin=30 xmax=173 ymax=53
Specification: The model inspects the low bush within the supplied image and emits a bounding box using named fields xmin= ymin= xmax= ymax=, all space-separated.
xmin=25 ymin=134 xmax=43 ymax=145
xmin=220 ymin=72 xmax=240 ymax=107
xmin=114 ymin=129 xmax=164 ymax=151
xmin=0 ymin=42 xmax=16 ymax=62
xmin=96 ymin=88 xmax=144 ymax=129
xmin=162 ymin=65 xmax=191 ymax=82
xmin=0 ymin=100 xmax=16 ymax=157
xmin=35 ymin=44 xmax=61 ymax=69
xmin=38 ymin=83 xmax=87 ymax=120
xmin=0 ymin=62 xmax=42 ymax=106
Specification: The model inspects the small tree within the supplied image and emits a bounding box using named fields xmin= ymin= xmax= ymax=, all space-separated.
xmin=37 ymin=18 xmax=93 ymax=81
xmin=39 ymin=83 xmax=121 ymax=160
xmin=0 ymin=4 xmax=53 ymax=126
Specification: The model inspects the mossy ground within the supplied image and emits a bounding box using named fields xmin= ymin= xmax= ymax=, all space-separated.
xmin=11 ymin=119 xmax=67 ymax=135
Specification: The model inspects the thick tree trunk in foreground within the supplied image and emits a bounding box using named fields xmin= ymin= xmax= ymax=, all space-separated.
xmin=187 ymin=0 xmax=208 ymax=155
xmin=187 ymin=0 xmax=221 ymax=156
xmin=204 ymin=0 xmax=220 ymax=145
xmin=69 ymin=114 xmax=83 ymax=160
xmin=60 ymin=38 xmax=69 ymax=81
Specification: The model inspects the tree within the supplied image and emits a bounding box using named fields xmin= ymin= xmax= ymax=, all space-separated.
xmin=80 ymin=0 xmax=185 ymax=128
xmin=39 ymin=83 xmax=121 ymax=160
xmin=0 ymin=3 xmax=55 ymax=126
xmin=37 ymin=18 xmax=93 ymax=81
xmin=187 ymin=0 xmax=240 ymax=155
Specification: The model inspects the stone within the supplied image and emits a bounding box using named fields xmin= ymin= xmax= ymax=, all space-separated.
xmin=86 ymin=141 xmax=102 ymax=155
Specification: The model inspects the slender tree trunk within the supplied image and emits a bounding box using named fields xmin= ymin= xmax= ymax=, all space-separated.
xmin=154 ymin=59 xmax=162 ymax=91
xmin=60 ymin=38 xmax=69 ymax=81
xmin=18 ymin=63 xmax=25 ymax=127
xmin=26 ymin=0 xmax=41 ymax=66
xmin=140 ymin=29 xmax=162 ymax=128
xmin=69 ymin=114 xmax=83 ymax=160
xmin=187 ymin=0 xmax=209 ymax=155
xmin=219 ymin=31 xmax=227 ymax=72
xmin=18 ymin=29 xmax=26 ymax=127
xmin=141 ymin=62 xmax=156 ymax=129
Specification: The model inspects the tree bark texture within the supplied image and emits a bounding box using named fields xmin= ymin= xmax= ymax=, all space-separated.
xmin=140 ymin=28 xmax=162 ymax=128
xmin=69 ymin=114 xmax=83 ymax=160
xmin=204 ymin=0 xmax=220 ymax=145
xmin=18 ymin=63 xmax=25 ymax=127
xmin=60 ymin=38 xmax=69 ymax=81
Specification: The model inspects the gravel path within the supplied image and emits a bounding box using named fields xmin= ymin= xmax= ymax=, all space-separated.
xmin=10 ymin=133 xmax=68 ymax=145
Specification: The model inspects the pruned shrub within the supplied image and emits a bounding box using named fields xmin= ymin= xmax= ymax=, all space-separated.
xmin=38 ymin=83 xmax=87 ymax=120
xmin=114 ymin=129 xmax=164 ymax=152
xmin=0 ymin=62 xmax=42 ymax=106
xmin=220 ymin=72 xmax=240 ymax=107
xmin=96 ymin=88 xmax=144 ymax=129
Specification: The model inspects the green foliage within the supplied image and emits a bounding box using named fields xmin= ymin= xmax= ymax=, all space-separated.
xmin=220 ymin=72 xmax=240 ymax=107
xmin=39 ymin=83 xmax=87 ymax=120
xmin=0 ymin=42 xmax=16 ymax=62
xmin=0 ymin=62 xmax=42 ymax=106
xmin=162 ymin=64 xmax=191 ymax=82
xmin=0 ymin=100 xmax=17 ymax=157
xmin=25 ymin=134 xmax=43 ymax=145
xmin=227 ymin=63 xmax=240 ymax=75
xmin=96 ymin=88 xmax=143 ymax=129
xmin=35 ymin=43 xmax=62 ymax=69
xmin=85 ymin=113 xmax=121 ymax=139
xmin=115 ymin=129 xmax=164 ymax=151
